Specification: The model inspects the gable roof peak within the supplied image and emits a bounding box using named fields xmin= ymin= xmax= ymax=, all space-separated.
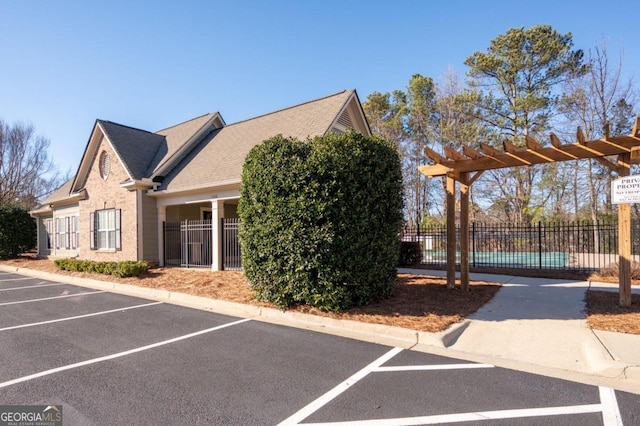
xmin=227 ymin=89 xmax=353 ymax=128
xmin=154 ymin=89 xmax=365 ymax=193
xmin=154 ymin=112 xmax=222 ymax=134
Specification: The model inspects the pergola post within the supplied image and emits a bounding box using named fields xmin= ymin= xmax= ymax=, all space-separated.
xmin=460 ymin=172 xmax=470 ymax=291
xmin=618 ymin=152 xmax=632 ymax=306
xmin=446 ymin=175 xmax=456 ymax=289
xmin=419 ymin=127 xmax=640 ymax=304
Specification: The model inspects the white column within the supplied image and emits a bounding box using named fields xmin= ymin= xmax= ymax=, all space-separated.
xmin=136 ymin=190 xmax=144 ymax=261
xmin=211 ymin=200 xmax=224 ymax=271
xmin=35 ymin=216 xmax=42 ymax=257
xmin=158 ymin=205 xmax=167 ymax=267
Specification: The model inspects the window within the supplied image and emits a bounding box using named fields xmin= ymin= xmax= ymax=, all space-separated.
xmin=54 ymin=216 xmax=79 ymax=250
xmin=71 ymin=216 xmax=79 ymax=249
xmin=90 ymin=209 xmax=121 ymax=250
xmin=99 ymin=151 xmax=111 ymax=180
xmin=44 ymin=219 xmax=53 ymax=249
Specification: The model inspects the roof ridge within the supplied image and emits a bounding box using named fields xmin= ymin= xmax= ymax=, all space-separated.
xmin=226 ymin=90 xmax=351 ymax=128
xmin=97 ymin=119 xmax=155 ymax=135
xmin=154 ymin=112 xmax=217 ymax=134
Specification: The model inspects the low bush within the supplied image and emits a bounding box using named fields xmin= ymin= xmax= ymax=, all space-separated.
xmin=596 ymin=261 xmax=640 ymax=280
xmin=399 ymin=241 xmax=422 ymax=267
xmin=54 ymin=259 xmax=149 ymax=278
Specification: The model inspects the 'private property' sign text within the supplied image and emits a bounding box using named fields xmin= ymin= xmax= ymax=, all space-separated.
xmin=612 ymin=175 xmax=640 ymax=204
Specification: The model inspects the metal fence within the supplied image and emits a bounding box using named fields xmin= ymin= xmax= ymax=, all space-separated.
xmin=164 ymin=220 xmax=213 ymax=268
xmin=223 ymin=218 xmax=242 ymax=270
xmin=163 ymin=222 xmax=181 ymax=267
xmin=402 ymin=220 xmax=640 ymax=272
xmin=164 ymin=219 xmax=241 ymax=270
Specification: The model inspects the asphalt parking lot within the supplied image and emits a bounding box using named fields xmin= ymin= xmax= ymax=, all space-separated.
xmin=1 ymin=270 xmax=639 ymax=425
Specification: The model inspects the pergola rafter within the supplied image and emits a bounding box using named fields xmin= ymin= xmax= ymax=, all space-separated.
xmin=418 ymin=118 xmax=640 ymax=306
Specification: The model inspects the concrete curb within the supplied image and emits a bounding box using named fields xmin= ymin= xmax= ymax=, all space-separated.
xmin=2 ymin=265 xmax=639 ymax=393
xmin=0 ymin=265 xmax=427 ymax=349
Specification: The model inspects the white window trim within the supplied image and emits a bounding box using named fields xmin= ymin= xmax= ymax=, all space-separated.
xmin=90 ymin=209 xmax=121 ymax=251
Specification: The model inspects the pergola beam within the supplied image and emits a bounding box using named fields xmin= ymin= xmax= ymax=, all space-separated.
xmin=444 ymin=146 xmax=467 ymax=161
xmin=463 ymin=145 xmax=483 ymax=160
xmin=632 ymin=116 xmax=640 ymax=137
xmin=419 ymin=134 xmax=640 ymax=177
xmin=418 ymin=127 xmax=640 ymax=305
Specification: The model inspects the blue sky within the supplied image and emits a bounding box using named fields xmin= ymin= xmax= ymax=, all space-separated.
xmin=2 ymin=0 xmax=638 ymax=174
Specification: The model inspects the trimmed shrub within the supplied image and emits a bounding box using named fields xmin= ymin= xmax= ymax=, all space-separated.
xmin=399 ymin=241 xmax=422 ymax=267
xmin=0 ymin=204 xmax=36 ymax=260
xmin=54 ymin=259 xmax=149 ymax=278
xmin=239 ymin=131 xmax=403 ymax=311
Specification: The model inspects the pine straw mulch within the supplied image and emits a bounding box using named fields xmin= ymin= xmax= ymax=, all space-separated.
xmin=2 ymin=256 xmax=639 ymax=334
xmin=585 ymin=291 xmax=640 ymax=335
xmin=0 ymin=257 xmax=499 ymax=333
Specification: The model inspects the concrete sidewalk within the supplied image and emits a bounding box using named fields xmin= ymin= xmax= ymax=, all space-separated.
xmin=2 ymin=264 xmax=640 ymax=393
xmin=399 ymin=268 xmax=640 ymax=391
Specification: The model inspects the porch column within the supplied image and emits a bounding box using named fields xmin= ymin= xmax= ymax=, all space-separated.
xmin=158 ymin=206 xmax=166 ymax=267
xmin=35 ymin=216 xmax=41 ymax=257
xmin=211 ymin=200 xmax=224 ymax=271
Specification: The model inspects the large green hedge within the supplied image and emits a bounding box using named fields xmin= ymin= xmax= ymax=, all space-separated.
xmin=238 ymin=131 xmax=403 ymax=311
xmin=0 ymin=204 xmax=36 ymax=259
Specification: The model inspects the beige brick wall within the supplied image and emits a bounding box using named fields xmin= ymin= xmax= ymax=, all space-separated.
xmin=78 ymin=135 xmax=139 ymax=261
xmin=141 ymin=191 xmax=158 ymax=262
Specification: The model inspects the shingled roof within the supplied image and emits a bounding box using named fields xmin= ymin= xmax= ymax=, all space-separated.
xmin=35 ymin=177 xmax=75 ymax=207
xmin=149 ymin=112 xmax=220 ymax=176
xmin=98 ymin=120 xmax=166 ymax=181
xmin=156 ymin=90 xmax=356 ymax=193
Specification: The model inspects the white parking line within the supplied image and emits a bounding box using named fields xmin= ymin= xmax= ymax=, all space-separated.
xmin=0 ymin=291 xmax=106 ymax=306
xmin=373 ymin=364 xmax=494 ymax=372
xmin=0 ymin=277 xmax=34 ymax=282
xmin=280 ymin=349 xmax=622 ymax=426
xmin=0 ymin=301 xmax=163 ymax=332
xmin=600 ymin=386 xmax=624 ymax=426
xmin=0 ymin=317 xmax=251 ymax=389
xmin=1 ymin=282 xmax=66 ymax=292
xmin=278 ymin=347 xmax=404 ymax=426
xmin=298 ymin=403 xmax=605 ymax=425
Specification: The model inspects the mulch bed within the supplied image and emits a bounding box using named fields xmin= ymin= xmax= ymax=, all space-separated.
xmin=3 ymin=256 xmax=639 ymax=335
xmin=585 ymin=290 xmax=640 ymax=334
xmin=0 ymin=257 xmax=499 ymax=333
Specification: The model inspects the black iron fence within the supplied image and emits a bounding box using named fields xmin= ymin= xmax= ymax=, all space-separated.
xmin=164 ymin=219 xmax=241 ymax=270
xmin=164 ymin=220 xmax=213 ymax=268
xmin=223 ymin=218 xmax=242 ymax=270
xmin=402 ymin=220 xmax=640 ymax=272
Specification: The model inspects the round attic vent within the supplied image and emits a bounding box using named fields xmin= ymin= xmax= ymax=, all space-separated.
xmin=99 ymin=151 xmax=111 ymax=180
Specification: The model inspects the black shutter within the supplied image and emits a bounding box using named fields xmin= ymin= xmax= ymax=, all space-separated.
xmin=115 ymin=209 xmax=122 ymax=250
xmin=55 ymin=218 xmax=60 ymax=249
xmin=90 ymin=211 xmax=96 ymax=250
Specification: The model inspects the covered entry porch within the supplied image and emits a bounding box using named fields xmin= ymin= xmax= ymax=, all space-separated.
xmin=156 ymin=192 xmax=241 ymax=270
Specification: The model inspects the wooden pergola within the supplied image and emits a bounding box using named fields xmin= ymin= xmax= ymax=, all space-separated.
xmin=418 ymin=119 xmax=640 ymax=306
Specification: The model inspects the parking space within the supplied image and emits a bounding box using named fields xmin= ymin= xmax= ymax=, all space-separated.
xmin=1 ymin=271 xmax=638 ymax=425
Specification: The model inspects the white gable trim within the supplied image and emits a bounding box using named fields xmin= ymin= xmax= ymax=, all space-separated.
xmin=327 ymin=90 xmax=371 ymax=137
xmin=71 ymin=121 xmax=134 ymax=193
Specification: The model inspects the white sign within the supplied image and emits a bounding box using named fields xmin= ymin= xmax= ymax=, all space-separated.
xmin=612 ymin=175 xmax=640 ymax=204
